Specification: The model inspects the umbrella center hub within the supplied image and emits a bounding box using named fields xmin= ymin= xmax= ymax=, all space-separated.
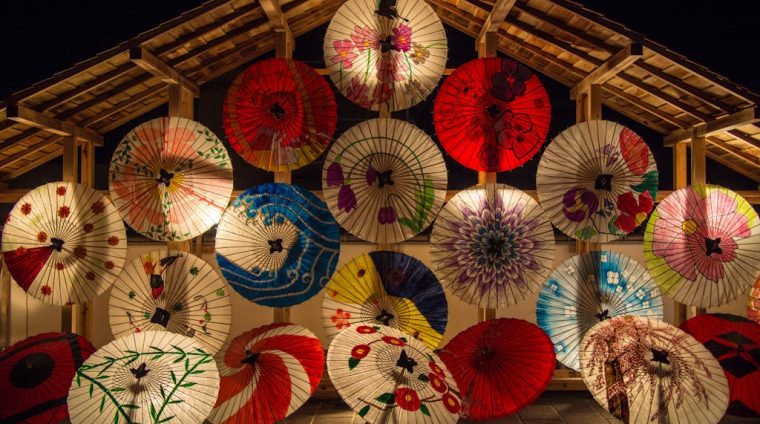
xmin=11 ymin=352 xmax=54 ymax=388
xmin=150 ymin=307 xmax=171 ymax=328
xmin=130 ymin=362 xmax=150 ymax=379
xmin=268 ymin=238 xmax=284 ymax=254
xmin=269 ymin=101 xmax=286 ymax=119
xmin=396 ymin=350 xmax=417 ymax=373
xmin=50 ymin=237 xmax=65 ymax=252
xmin=486 ymin=103 xmax=502 ymax=119
xmin=485 ymin=234 xmax=511 ymax=259
xmin=594 ymin=174 xmax=614 ymax=191
xmin=241 ymin=350 xmax=261 ymax=366
xmin=380 ymin=35 xmax=396 ymax=53
xmin=650 ymin=348 xmax=670 ymax=365
xmin=377 ymin=170 xmax=394 ymax=188
xmin=156 ymin=168 xmax=174 ymax=187
xmin=704 ymin=237 xmax=723 ymax=256
xmin=595 ymin=309 xmax=610 ymax=321
xmin=375 ymin=309 xmax=395 ymax=326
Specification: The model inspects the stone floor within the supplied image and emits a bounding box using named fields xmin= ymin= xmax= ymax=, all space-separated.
xmin=281 ymin=392 xmax=757 ymax=423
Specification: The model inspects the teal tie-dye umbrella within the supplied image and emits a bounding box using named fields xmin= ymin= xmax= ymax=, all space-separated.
xmin=536 ymin=250 xmax=664 ymax=371
xmin=215 ymin=183 xmax=340 ymax=307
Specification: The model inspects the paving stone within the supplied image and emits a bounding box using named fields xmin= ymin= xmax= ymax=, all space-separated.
xmin=518 ymin=405 xmax=562 ymax=420
xmin=520 ymin=419 xmax=565 ymax=424
xmin=562 ymin=411 xmax=609 ymax=424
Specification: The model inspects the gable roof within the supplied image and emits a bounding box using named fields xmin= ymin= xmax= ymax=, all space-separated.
xmin=0 ymin=0 xmax=758 ymax=182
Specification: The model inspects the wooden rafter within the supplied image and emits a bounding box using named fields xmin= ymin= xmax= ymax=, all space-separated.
xmin=707 ymin=136 xmax=760 ymax=167
xmin=5 ymin=103 xmax=103 ymax=145
xmin=130 ymin=47 xmax=200 ymax=96
xmin=0 ymin=137 xmax=56 ymax=170
xmin=0 ymin=149 xmax=62 ymax=182
xmin=727 ymin=129 xmax=760 ymax=150
xmin=570 ymin=43 xmax=643 ymax=99
xmin=476 ymin=0 xmax=517 ymax=47
xmin=705 ymin=149 xmax=760 ymax=182
xmin=664 ymin=107 xmax=759 ymax=146
xmin=57 ymin=74 xmax=155 ymax=120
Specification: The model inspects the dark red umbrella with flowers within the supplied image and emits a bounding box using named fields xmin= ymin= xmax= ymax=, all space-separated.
xmin=680 ymin=313 xmax=760 ymax=417
xmin=0 ymin=332 xmax=95 ymax=423
xmin=224 ymin=58 xmax=337 ymax=171
xmin=438 ymin=318 xmax=555 ymax=420
xmin=433 ymin=57 xmax=551 ymax=172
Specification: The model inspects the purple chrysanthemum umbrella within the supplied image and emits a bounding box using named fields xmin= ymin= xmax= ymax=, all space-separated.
xmin=430 ymin=184 xmax=555 ymax=308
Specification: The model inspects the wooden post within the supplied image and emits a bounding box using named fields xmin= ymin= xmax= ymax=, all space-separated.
xmin=61 ymin=136 xmax=80 ymax=334
xmin=690 ymin=129 xmax=708 ymax=317
xmin=575 ymin=85 xmax=602 ymax=254
xmin=167 ymin=84 xmax=195 ymax=253
xmin=672 ymin=142 xmax=689 ymax=325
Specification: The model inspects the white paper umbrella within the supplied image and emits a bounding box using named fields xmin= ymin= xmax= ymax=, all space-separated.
xmin=323 ymin=118 xmax=447 ymax=244
xmin=68 ymin=331 xmax=219 ymax=424
xmin=109 ymin=249 xmax=232 ymax=354
xmin=109 ymin=117 xmax=234 ymax=241
xmin=430 ymin=184 xmax=555 ymax=309
xmin=580 ymin=316 xmax=729 ymax=424
xmin=1 ymin=182 xmax=127 ymax=305
xmin=327 ymin=324 xmax=462 ymax=424
xmin=537 ymin=120 xmax=658 ymax=242
xmin=324 ymin=0 xmax=447 ymax=111
xmin=536 ymin=251 xmax=664 ymax=371
xmin=207 ymin=323 xmax=325 ymax=424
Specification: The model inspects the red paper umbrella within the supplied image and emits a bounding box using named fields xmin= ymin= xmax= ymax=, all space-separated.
xmin=434 ymin=58 xmax=551 ymax=172
xmin=0 ymin=332 xmax=95 ymax=423
xmin=224 ymin=58 xmax=337 ymax=172
xmin=680 ymin=313 xmax=760 ymax=418
xmin=438 ymin=318 xmax=555 ymax=420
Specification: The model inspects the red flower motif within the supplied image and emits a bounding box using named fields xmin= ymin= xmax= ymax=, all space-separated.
xmin=330 ymin=40 xmax=357 ymax=69
xmin=356 ymin=325 xmax=377 ymax=334
xmin=55 ymin=262 xmax=65 ymax=271
xmin=390 ymin=24 xmax=412 ymax=52
xmin=331 ymin=308 xmax=351 ymax=329
xmin=41 ymin=285 xmax=52 ymax=296
xmin=373 ymin=82 xmax=393 ymax=104
xmin=56 ymin=186 xmax=66 ymax=196
xmin=350 ymin=25 xmax=379 ymax=52
xmin=105 ymin=261 xmax=115 ymax=270
xmin=382 ymin=336 xmax=405 ymax=347
xmin=615 ymin=191 xmax=654 ymax=234
xmin=429 ymin=372 xmax=447 ymax=393
xmin=58 ymin=206 xmax=70 ymax=219
xmin=83 ymin=223 xmax=94 ymax=233
xmin=37 ymin=232 xmax=48 ymax=243
xmin=90 ymin=201 xmax=106 ymax=214
xmin=620 ymin=127 xmax=649 ymax=176
xmin=351 ymin=344 xmax=371 ymax=359
xmin=15 ymin=247 xmax=27 ymax=255
xmin=86 ymin=271 xmax=96 ymax=281
xmin=20 ymin=203 xmax=32 ymax=215
xmin=394 ymin=388 xmax=420 ymax=412
xmin=74 ymin=246 xmax=87 ymax=259
xmin=442 ymin=392 xmax=461 ymax=414
xmin=107 ymin=236 xmax=119 ymax=246
xmin=345 ymin=76 xmax=373 ymax=109
xmin=429 ymin=361 xmax=444 ymax=377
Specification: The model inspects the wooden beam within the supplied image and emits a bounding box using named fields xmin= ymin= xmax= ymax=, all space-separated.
xmin=727 ymin=129 xmax=760 ymax=150
xmin=57 ymin=73 xmax=154 ymax=120
xmin=260 ymin=0 xmax=295 ymax=54
xmin=130 ymin=47 xmax=200 ymax=96
xmin=664 ymin=107 xmax=760 ymax=146
xmin=35 ymin=63 xmax=135 ymax=112
xmin=0 ymin=137 xmax=57 ymax=170
xmin=0 ymin=150 xmax=62 ymax=182
xmin=5 ymin=103 xmax=103 ymax=146
xmin=79 ymin=86 xmax=163 ymax=128
xmin=705 ymin=150 xmax=760 ymax=182
xmin=570 ymin=43 xmax=643 ymax=99
xmin=476 ymin=0 xmax=517 ymax=48
xmin=707 ymin=137 xmax=760 ymax=167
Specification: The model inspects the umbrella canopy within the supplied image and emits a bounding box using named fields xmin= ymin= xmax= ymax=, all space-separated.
xmin=580 ymin=316 xmax=728 ymax=424
xmin=2 ymin=182 xmax=127 ymax=305
xmin=207 ymin=323 xmax=325 ymax=424
xmin=322 ymin=118 xmax=447 ymax=244
xmin=323 ymin=251 xmax=447 ymax=349
xmin=537 ymin=120 xmax=658 ymax=242
xmin=430 ymin=184 xmax=555 ymax=309
xmin=109 ymin=249 xmax=232 ymax=354
xmin=749 ymin=275 xmax=760 ymax=323
xmin=68 ymin=331 xmax=219 ymax=424
xmin=536 ymin=250 xmax=664 ymax=371
xmin=223 ymin=58 xmax=337 ymax=172
xmin=438 ymin=318 xmax=555 ymax=420
xmin=215 ymin=183 xmax=340 ymax=307
xmin=109 ymin=116 xmax=234 ymax=242
xmin=643 ymin=184 xmax=760 ymax=308
xmin=327 ymin=324 xmax=461 ymax=424
xmin=324 ymin=0 xmax=447 ymax=111
xmin=433 ymin=57 xmax=551 ymax=172
xmin=680 ymin=313 xmax=760 ymax=418
xmin=0 ymin=332 xmax=95 ymax=424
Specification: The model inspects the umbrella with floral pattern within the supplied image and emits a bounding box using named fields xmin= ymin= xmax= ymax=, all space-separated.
xmin=223 ymin=58 xmax=337 ymax=172
xmin=2 ymin=182 xmax=127 ymax=305
xmin=643 ymin=184 xmax=760 ymax=308
xmin=430 ymin=184 xmax=555 ymax=309
xmin=109 ymin=117 xmax=234 ymax=241
xmin=749 ymin=275 xmax=760 ymax=323
xmin=322 ymin=118 xmax=447 ymax=245
xmin=537 ymin=120 xmax=658 ymax=242
xmin=580 ymin=316 xmax=728 ymax=424
xmin=324 ymin=0 xmax=447 ymax=111
xmin=433 ymin=57 xmax=551 ymax=172
xmin=109 ymin=249 xmax=232 ymax=354
xmin=327 ymin=324 xmax=461 ymax=424
xmin=323 ymin=251 xmax=448 ymax=350
xmin=536 ymin=250 xmax=664 ymax=371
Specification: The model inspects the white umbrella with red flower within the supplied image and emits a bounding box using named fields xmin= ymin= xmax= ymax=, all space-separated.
xmin=324 ymin=0 xmax=447 ymax=111
xmin=1 ymin=182 xmax=127 ymax=305
xmin=644 ymin=184 xmax=760 ymax=308
xmin=322 ymin=118 xmax=447 ymax=244
xmin=537 ymin=120 xmax=658 ymax=242
xmin=327 ymin=324 xmax=461 ymax=424
xmin=108 ymin=249 xmax=232 ymax=354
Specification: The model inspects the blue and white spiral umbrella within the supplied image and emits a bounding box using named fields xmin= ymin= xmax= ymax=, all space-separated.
xmin=536 ymin=250 xmax=663 ymax=371
xmin=215 ymin=183 xmax=340 ymax=307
